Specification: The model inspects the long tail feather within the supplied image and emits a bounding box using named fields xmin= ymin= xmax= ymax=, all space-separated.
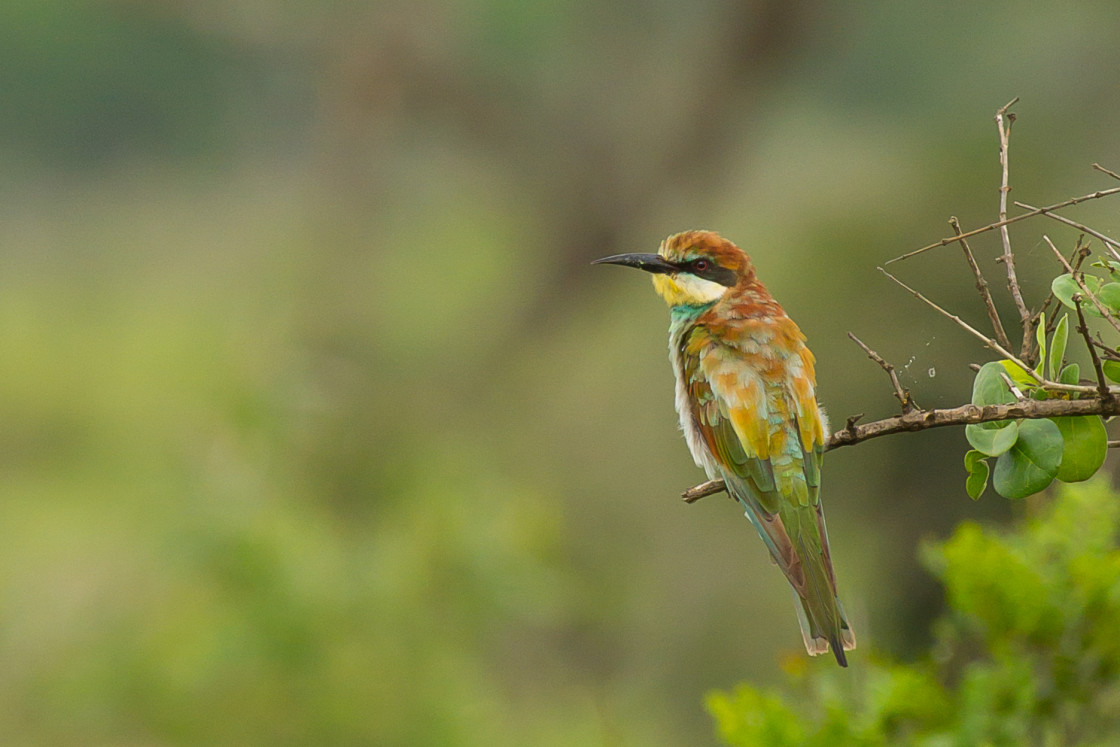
xmin=732 ymin=491 xmax=856 ymax=665
xmin=790 ymin=514 xmax=856 ymax=666
xmin=719 ymin=450 xmax=855 ymax=665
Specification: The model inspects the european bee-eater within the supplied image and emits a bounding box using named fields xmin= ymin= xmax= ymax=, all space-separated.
xmin=594 ymin=230 xmax=855 ymax=666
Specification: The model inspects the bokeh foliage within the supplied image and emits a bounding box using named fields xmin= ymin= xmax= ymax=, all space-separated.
xmin=709 ymin=480 xmax=1120 ymax=745
xmin=3 ymin=0 xmax=1120 ymax=743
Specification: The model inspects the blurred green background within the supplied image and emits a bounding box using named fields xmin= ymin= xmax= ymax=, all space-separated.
xmin=3 ymin=1 xmax=1120 ymax=744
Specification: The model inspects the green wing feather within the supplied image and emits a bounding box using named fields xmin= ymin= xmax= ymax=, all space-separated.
xmin=681 ymin=326 xmax=855 ymax=664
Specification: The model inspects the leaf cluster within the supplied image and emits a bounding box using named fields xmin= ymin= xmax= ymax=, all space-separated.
xmin=707 ymin=480 xmax=1120 ymax=746
xmin=964 ymin=307 xmax=1110 ymax=500
xmin=1051 ymin=259 xmax=1120 ymax=322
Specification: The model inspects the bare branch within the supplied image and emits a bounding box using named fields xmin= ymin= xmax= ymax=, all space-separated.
xmin=997 ymin=97 xmax=1020 ymax=119
xmin=828 ymin=396 xmax=1120 ymax=449
xmin=950 ymin=216 xmax=1011 ymax=350
xmin=878 ymin=266 xmax=1043 ymax=384
xmin=996 ymin=368 xmax=1026 ymax=401
xmin=1091 ymin=336 xmax=1120 ymax=361
xmin=683 ymin=395 xmax=1120 ymax=501
xmin=1034 ymin=236 xmax=1092 ymax=334
xmin=824 ymin=396 xmax=1120 ymax=450
xmin=994 ymin=99 xmax=1033 ymax=359
xmin=884 ymin=186 xmax=1120 ymax=264
xmin=847 ymin=332 xmax=917 ymax=412
xmin=1094 ymin=163 xmax=1120 ymax=181
xmin=1015 ymin=200 xmax=1120 ymax=262
xmin=682 ymin=480 xmax=731 ymax=503
xmin=1073 ymin=294 xmax=1113 ymax=400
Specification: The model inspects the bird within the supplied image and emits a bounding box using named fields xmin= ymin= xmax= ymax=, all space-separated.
xmin=593 ymin=230 xmax=855 ymax=666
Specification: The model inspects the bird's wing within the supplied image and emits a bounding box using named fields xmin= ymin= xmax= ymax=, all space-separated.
xmin=681 ymin=322 xmax=852 ymax=661
xmin=680 ymin=325 xmax=827 ymax=588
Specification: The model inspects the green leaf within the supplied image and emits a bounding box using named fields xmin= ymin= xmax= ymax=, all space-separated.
xmin=1104 ymin=360 xmax=1120 ymax=383
xmin=972 ymin=361 xmax=1016 ymax=406
xmin=966 ymin=461 xmax=989 ymax=501
xmin=1091 ymin=257 xmax=1120 ymax=279
xmin=1053 ymin=415 xmax=1108 ymax=482
xmin=1051 ymin=274 xmax=1103 ymax=317
xmin=964 ymin=450 xmax=990 ymax=500
xmin=964 ymin=449 xmax=985 ymax=472
xmin=1000 ymin=360 xmax=1036 ymax=389
xmin=1100 ymin=282 xmax=1120 ymax=314
xmin=1104 ymin=259 xmax=1120 ymax=280
xmin=1051 ymin=274 xmax=1078 ymax=307
xmin=1060 ymin=363 xmax=1081 ymax=385
xmin=992 ymin=419 xmax=1063 ymax=499
xmin=1048 ymin=315 xmax=1068 ymax=381
xmin=966 ymin=421 xmax=1020 ymax=457
xmin=968 ymin=363 xmax=1019 ymax=457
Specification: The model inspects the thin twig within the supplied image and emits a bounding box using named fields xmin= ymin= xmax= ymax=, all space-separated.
xmin=1073 ymin=295 xmax=1112 ymax=400
xmin=994 ymin=98 xmax=1033 ymax=359
xmin=996 ymin=368 xmax=1026 ymax=401
xmin=1034 ymin=239 xmax=1088 ymax=347
xmin=1044 ymin=304 xmax=1061 ymax=342
xmin=1091 ymin=337 xmax=1120 ymax=361
xmin=878 ymin=266 xmax=1043 ymax=385
xmin=1094 ymin=163 xmax=1120 ymax=181
xmin=683 ymin=394 xmax=1120 ymax=501
xmin=884 ymin=186 xmax=1120 ymax=264
xmin=1110 ymin=441 xmax=1120 ymax=449
xmin=682 ymin=481 xmax=729 ymax=503
xmin=950 ymin=216 xmax=1011 ymax=351
xmin=847 ymin=332 xmax=917 ymax=412
xmin=1034 ymin=236 xmax=1092 ymax=336
xmin=1015 ymin=201 xmax=1120 ymax=262
xmin=1043 ymin=235 xmax=1120 ymax=337
xmin=1073 ymin=235 xmax=1092 ymax=272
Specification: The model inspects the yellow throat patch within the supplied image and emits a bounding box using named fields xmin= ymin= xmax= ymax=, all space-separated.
xmin=651 ymin=272 xmax=727 ymax=307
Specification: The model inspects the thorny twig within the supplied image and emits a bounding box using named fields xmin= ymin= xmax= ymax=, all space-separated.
xmin=847 ymin=333 xmax=917 ymax=413
xmin=1073 ymin=294 xmax=1113 ymax=401
xmin=1091 ymin=336 xmax=1120 ymax=361
xmin=683 ymin=395 xmax=1120 ymax=502
xmin=682 ymin=480 xmax=731 ymax=503
xmin=1035 ymin=236 xmax=1092 ymax=340
xmin=877 ymin=266 xmax=1044 ymax=386
xmin=1094 ymin=163 xmax=1120 ymax=182
xmin=994 ymin=98 xmax=1034 ymax=360
xmin=950 ymin=216 xmax=1011 ymax=351
xmin=996 ymin=368 xmax=1026 ymax=401
xmin=884 ymin=186 xmax=1120 ymax=264
xmin=877 ymin=263 xmax=1113 ymax=394
xmin=1015 ymin=200 xmax=1120 ymax=262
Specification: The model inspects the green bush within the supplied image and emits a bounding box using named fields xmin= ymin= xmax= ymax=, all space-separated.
xmin=707 ymin=479 xmax=1120 ymax=746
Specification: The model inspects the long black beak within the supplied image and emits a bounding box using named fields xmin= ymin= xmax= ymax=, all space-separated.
xmin=591 ymin=253 xmax=677 ymax=274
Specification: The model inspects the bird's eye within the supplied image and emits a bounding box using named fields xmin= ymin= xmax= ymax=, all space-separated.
xmin=693 ymin=259 xmax=710 ymax=272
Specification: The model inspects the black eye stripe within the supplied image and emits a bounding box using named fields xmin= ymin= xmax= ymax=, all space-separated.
xmin=683 ymin=259 xmax=737 ymax=287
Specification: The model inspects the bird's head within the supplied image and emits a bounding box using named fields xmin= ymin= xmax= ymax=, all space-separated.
xmin=592 ymin=230 xmax=752 ymax=308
